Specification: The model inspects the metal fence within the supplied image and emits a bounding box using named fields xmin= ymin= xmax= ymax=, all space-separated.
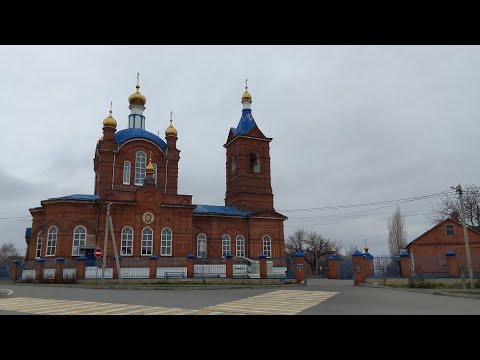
xmin=372 ymin=256 xmax=401 ymax=278
xmin=120 ymin=258 xmax=149 ymax=278
xmin=457 ymin=255 xmax=480 ymax=277
xmin=193 ymin=258 xmax=226 ymax=278
xmin=411 ymin=255 xmax=448 ymax=278
xmin=267 ymin=258 xmax=288 ymax=278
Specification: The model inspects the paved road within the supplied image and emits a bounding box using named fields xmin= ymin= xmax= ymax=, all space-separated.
xmin=0 ymin=279 xmax=478 ymax=315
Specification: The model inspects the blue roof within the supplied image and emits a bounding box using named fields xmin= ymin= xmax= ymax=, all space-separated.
xmin=47 ymin=194 xmax=100 ymax=201
xmin=352 ymin=250 xmax=364 ymax=256
xmin=231 ymin=109 xmax=257 ymax=136
xmin=193 ymin=204 xmax=252 ymax=216
xmin=115 ymin=128 xmax=167 ymax=150
xmin=25 ymin=227 xmax=32 ymax=239
xmin=364 ymin=253 xmax=374 ymax=259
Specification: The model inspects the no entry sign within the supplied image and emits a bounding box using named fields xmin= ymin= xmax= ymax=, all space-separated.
xmin=94 ymin=248 xmax=103 ymax=258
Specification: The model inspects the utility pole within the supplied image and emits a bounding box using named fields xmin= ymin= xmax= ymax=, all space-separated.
xmin=453 ymin=185 xmax=475 ymax=289
xmin=101 ymin=203 xmax=110 ymax=285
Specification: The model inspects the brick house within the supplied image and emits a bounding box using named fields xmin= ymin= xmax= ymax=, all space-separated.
xmin=24 ymin=80 xmax=287 ymax=263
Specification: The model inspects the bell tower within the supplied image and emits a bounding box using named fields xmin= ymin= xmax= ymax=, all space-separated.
xmin=224 ymin=81 xmax=274 ymax=210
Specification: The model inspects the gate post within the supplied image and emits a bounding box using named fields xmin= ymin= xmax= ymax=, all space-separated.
xmin=259 ymin=254 xmax=267 ymax=279
xmin=186 ymin=254 xmax=195 ymax=278
xmin=10 ymin=260 xmax=21 ymax=281
xmin=35 ymin=258 xmax=45 ymax=281
xmin=55 ymin=257 xmax=65 ymax=282
xmin=76 ymin=256 xmax=87 ymax=279
xmin=327 ymin=255 xmax=340 ymax=279
xmin=399 ymin=251 xmax=412 ymax=278
xmin=352 ymin=250 xmax=365 ymax=285
xmin=149 ymin=256 xmax=158 ymax=279
xmin=295 ymin=251 xmax=305 ymax=283
xmin=445 ymin=251 xmax=459 ymax=277
xmin=226 ymin=254 xmax=233 ymax=278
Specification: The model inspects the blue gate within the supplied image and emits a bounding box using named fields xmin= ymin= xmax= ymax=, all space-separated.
xmin=340 ymin=259 xmax=353 ymax=279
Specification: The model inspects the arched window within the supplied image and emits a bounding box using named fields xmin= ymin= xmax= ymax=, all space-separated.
xmin=141 ymin=227 xmax=153 ymax=256
xmin=46 ymin=226 xmax=57 ymax=256
xmin=250 ymin=152 xmax=260 ymax=173
xmin=263 ymin=235 xmax=272 ymax=258
xmin=135 ymin=151 xmax=147 ymax=185
xmin=153 ymin=163 xmax=158 ymax=184
xmin=36 ymin=231 xmax=42 ymax=258
xmin=197 ymin=233 xmax=207 ymax=258
xmin=72 ymin=226 xmax=87 ymax=256
xmin=236 ymin=235 xmax=245 ymax=257
xmin=231 ymin=155 xmax=236 ymax=175
xmin=161 ymin=228 xmax=172 ymax=256
xmin=121 ymin=227 xmax=134 ymax=256
xmin=222 ymin=234 xmax=231 ymax=258
xmin=123 ymin=160 xmax=131 ymax=185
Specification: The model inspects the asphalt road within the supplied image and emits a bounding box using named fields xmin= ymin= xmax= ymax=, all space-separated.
xmin=0 ymin=279 xmax=478 ymax=315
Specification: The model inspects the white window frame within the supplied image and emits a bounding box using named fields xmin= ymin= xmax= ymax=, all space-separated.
xmin=236 ymin=235 xmax=245 ymax=257
xmin=121 ymin=227 xmax=134 ymax=256
xmin=222 ymin=234 xmax=231 ymax=258
xmin=161 ymin=228 xmax=172 ymax=256
xmin=141 ymin=227 xmax=153 ymax=256
xmin=72 ymin=226 xmax=87 ymax=256
xmin=46 ymin=226 xmax=57 ymax=257
xmin=36 ymin=231 xmax=42 ymax=258
xmin=446 ymin=224 xmax=455 ymax=236
xmin=123 ymin=160 xmax=131 ymax=185
xmin=197 ymin=233 xmax=207 ymax=258
xmin=263 ymin=235 xmax=272 ymax=258
xmin=134 ymin=151 xmax=147 ymax=185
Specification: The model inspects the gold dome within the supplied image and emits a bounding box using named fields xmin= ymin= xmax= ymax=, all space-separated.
xmin=165 ymin=111 xmax=177 ymax=137
xmin=146 ymin=152 xmax=154 ymax=172
xmin=128 ymin=84 xmax=147 ymax=106
xmin=103 ymin=109 xmax=117 ymax=128
xmin=241 ymin=89 xmax=252 ymax=103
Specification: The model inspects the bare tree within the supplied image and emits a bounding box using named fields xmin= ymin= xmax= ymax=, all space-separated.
xmin=388 ymin=207 xmax=407 ymax=256
xmin=343 ymin=243 xmax=359 ymax=258
xmin=431 ymin=184 xmax=480 ymax=229
xmin=285 ymin=228 xmax=307 ymax=256
xmin=0 ymin=242 xmax=19 ymax=264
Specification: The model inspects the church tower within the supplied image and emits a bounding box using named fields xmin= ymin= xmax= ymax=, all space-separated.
xmin=224 ymin=81 xmax=274 ymax=210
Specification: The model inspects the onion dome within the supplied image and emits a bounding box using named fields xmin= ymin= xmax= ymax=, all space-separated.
xmin=241 ymin=78 xmax=252 ymax=103
xmin=146 ymin=152 xmax=154 ymax=172
xmin=165 ymin=111 xmax=177 ymax=137
xmin=103 ymin=102 xmax=117 ymax=128
xmin=128 ymin=75 xmax=147 ymax=106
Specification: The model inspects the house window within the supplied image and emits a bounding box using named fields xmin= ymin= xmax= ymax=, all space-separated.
xmin=123 ymin=161 xmax=131 ymax=185
xmin=121 ymin=227 xmax=134 ymax=256
xmin=231 ymin=156 xmax=236 ymax=175
xmin=72 ymin=226 xmax=86 ymax=256
xmin=135 ymin=151 xmax=147 ymax=185
xmin=222 ymin=234 xmax=231 ymax=258
xmin=250 ymin=152 xmax=260 ymax=173
xmin=197 ymin=233 xmax=207 ymax=258
xmin=153 ymin=163 xmax=158 ymax=184
xmin=263 ymin=235 xmax=272 ymax=258
xmin=36 ymin=232 xmax=42 ymax=258
xmin=161 ymin=228 xmax=172 ymax=256
xmin=236 ymin=235 xmax=245 ymax=257
xmin=141 ymin=227 xmax=153 ymax=256
xmin=46 ymin=226 xmax=57 ymax=256
xmin=446 ymin=224 xmax=455 ymax=236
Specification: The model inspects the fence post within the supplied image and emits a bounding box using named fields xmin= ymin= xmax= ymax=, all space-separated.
xmin=112 ymin=256 xmax=122 ymax=279
xmin=10 ymin=260 xmax=21 ymax=281
xmin=225 ymin=253 xmax=233 ymax=278
xmin=445 ymin=251 xmax=459 ymax=277
xmin=75 ymin=256 xmax=87 ymax=279
xmin=55 ymin=257 xmax=65 ymax=282
xmin=258 ymin=254 xmax=267 ymax=279
xmin=186 ymin=254 xmax=195 ymax=278
xmin=399 ymin=251 xmax=412 ymax=278
xmin=327 ymin=255 xmax=340 ymax=279
xmin=294 ymin=251 xmax=305 ymax=283
xmin=352 ymin=250 xmax=366 ymax=285
xmin=149 ymin=255 xmax=158 ymax=279
xmin=35 ymin=258 xmax=45 ymax=281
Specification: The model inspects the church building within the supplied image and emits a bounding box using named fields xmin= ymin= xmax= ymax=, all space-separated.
xmin=24 ymin=79 xmax=287 ymax=263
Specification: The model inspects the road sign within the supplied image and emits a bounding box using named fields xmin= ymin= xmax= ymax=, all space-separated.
xmin=94 ymin=248 xmax=103 ymax=258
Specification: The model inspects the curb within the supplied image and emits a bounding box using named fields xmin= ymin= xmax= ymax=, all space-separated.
xmin=361 ymin=283 xmax=480 ymax=299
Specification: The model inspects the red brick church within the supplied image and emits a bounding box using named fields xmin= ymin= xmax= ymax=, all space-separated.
xmin=24 ymin=79 xmax=287 ymax=263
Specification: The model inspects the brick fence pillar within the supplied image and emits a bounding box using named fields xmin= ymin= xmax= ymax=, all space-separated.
xmin=399 ymin=251 xmax=412 ymax=278
xmin=295 ymin=251 xmax=305 ymax=283
xmin=352 ymin=250 xmax=365 ymax=285
xmin=225 ymin=253 xmax=233 ymax=278
xmin=75 ymin=256 xmax=87 ymax=279
xmin=35 ymin=258 xmax=45 ymax=281
xmin=55 ymin=257 xmax=65 ymax=282
xmin=10 ymin=260 xmax=21 ymax=281
xmin=186 ymin=254 xmax=195 ymax=278
xmin=259 ymin=254 xmax=267 ymax=279
xmin=149 ymin=256 xmax=158 ymax=279
xmin=112 ymin=256 xmax=122 ymax=279
xmin=445 ymin=250 xmax=459 ymax=277
xmin=327 ymin=255 xmax=340 ymax=279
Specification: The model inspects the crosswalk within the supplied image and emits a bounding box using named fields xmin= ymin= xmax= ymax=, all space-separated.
xmin=0 ymin=290 xmax=337 ymax=315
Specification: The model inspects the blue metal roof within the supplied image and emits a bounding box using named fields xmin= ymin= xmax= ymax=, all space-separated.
xmin=231 ymin=109 xmax=257 ymax=136
xmin=115 ymin=128 xmax=167 ymax=150
xmin=25 ymin=227 xmax=32 ymax=239
xmin=352 ymin=250 xmax=364 ymax=257
xmin=364 ymin=253 xmax=374 ymax=259
xmin=47 ymin=194 xmax=100 ymax=201
xmin=193 ymin=204 xmax=252 ymax=216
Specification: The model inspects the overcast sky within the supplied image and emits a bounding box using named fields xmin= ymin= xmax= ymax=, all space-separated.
xmin=1 ymin=45 xmax=479 ymax=256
